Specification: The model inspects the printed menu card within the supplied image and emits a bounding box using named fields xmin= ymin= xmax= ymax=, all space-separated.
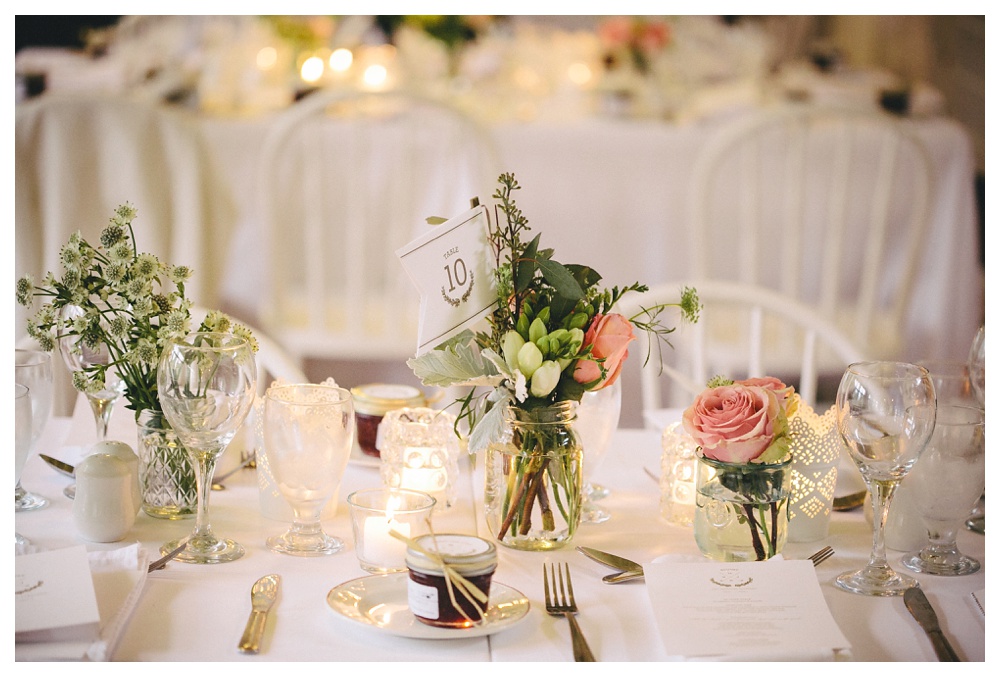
xmin=645 ymin=559 xmax=851 ymax=661
xmin=16 ymin=545 xmax=101 ymax=648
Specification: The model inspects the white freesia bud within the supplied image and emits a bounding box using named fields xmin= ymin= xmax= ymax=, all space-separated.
xmin=502 ymin=330 xmax=525 ymax=373
xmin=530 ymin=360 xmax=561 ymax=397
xmin=528 ymin=317 xmax=548 ymax=343
xmin=517 ymin=341 xmax=543 ymax=378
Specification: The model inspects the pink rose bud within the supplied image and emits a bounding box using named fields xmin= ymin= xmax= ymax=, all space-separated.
xmin=572 ymin=313 xmax=635 ymax=390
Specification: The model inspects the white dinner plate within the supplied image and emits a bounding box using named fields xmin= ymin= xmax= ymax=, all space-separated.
xmin=326 ymin=573 xmax=530 ymax=639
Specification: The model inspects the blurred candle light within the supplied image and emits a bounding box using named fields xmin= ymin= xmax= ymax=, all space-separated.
xmin=329 ymin=48 xmax=353 ymax=72
xmin=300 ymin=55 xmax=325 ymax=84
xmin=362 ymin=64 xmax=388 ymax=89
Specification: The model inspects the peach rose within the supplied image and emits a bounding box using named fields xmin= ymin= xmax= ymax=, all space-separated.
xmin=736 ymin=377 xmax=798 ymax=419
xmin=682 ymin=384 xmax=785 ymax=464
xmin=572 ymin=313 xmax=635 ymax=390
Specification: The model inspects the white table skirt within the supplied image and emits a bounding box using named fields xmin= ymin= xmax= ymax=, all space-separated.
xmin=15 ymin=399 xmax=985 ymax=661
xmin=15 ymin=94 xmax=984 ymax=368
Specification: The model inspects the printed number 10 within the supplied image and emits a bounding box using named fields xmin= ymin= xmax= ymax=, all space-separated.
xmin=444 ymin=258 xmax=468 ymax=292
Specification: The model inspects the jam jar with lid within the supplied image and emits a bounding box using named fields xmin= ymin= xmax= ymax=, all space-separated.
xmin=405 ymin=534 xmax=497 ymax=628
xmin=350 ymin=383 xmax=425 ymax=457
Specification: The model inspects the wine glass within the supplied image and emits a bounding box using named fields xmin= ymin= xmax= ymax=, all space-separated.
xmin=156 ymin=332 xmax=256 ymax=564
xmin=58 ymin=304 xmax=126 ymax=441
xmin=968 ymin=325 xmax=985 ymax=406
xmin=14 ymin=349 xmax=53 ymax=512
xmin=900 ymin=404 xmax=985 ymax=575
xmin=835 ymin=361 xmax=936 ymax=596
xmin=575 ymin=379 xmax=622 ymax=524
xmin=15 ymin=384 xmax=32 ymax=549
xmin=263 ymin=383 xmax=355 ymax=556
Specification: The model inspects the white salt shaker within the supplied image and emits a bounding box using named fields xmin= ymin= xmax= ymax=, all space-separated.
xmin=89 ymin=440 xmax=140 ymax=515
xmin=73 ymin=453 xmax=136 ymax=543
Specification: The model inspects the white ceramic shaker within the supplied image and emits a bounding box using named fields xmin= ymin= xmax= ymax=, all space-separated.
xmin=89 ymin=440 xmax=141 ymax=515
xmin=73 ymin=453 xmax=136 ymax=542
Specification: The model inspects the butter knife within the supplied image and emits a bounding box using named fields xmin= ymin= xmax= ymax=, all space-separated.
xmin=904 ymin=587 xmax=960 ymax=661
xmin=238 ymin=574 xmax=280 ymax=654
xmin=577 ymin=546 xmax=645 ymax=583
xmin=40 ymin=453 xmax=75 ymax=478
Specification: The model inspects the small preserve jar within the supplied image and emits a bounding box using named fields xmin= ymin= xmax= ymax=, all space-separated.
xmin=405 ymin=534 xmax=497 ymax=628
xmin=350 ymin=384 xmax=425 ymax=457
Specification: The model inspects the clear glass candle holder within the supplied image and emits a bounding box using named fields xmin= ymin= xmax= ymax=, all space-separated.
xmin=347 ymin=488 xmax=436 ymax=573
xmin=378 ymin=408 xmax=461 ymax=510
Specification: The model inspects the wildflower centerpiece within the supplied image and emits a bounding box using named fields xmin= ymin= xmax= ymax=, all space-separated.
xmin=16 ymin=204 xmax=257 ymax=519
xmin=408 ymin=174 xmax=699 ymax=550
xmin=683 ymin=376 xmax=799 ymax=561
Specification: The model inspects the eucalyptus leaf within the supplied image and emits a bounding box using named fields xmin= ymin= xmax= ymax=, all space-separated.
xmin=468 ymin=393 xmax=511 ymax=454
xmin=538 ymin=258 xmax=584 ymax=300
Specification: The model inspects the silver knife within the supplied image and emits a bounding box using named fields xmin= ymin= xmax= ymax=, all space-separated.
xmin=40 ymin=453 xmax=75 ymax=478
xmin=577 ymin=546 xmax=645 ymax=583
xmin=904 ymin=587 xmax=960 ymax=661
xmin=238 ymin=574 xmax=280 ymax=654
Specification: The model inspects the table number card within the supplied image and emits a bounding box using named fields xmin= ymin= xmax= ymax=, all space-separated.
xmin=396 ymin=204 xmax=497 ymax=355
xmin=16 ymin=545 xmax=101 ymax=645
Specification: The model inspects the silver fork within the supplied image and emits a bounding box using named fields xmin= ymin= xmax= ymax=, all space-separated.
xmin=543 ymin=563 xmax=596 ymax=662
xmin=808 ymin=545 xmax=834 ymax=567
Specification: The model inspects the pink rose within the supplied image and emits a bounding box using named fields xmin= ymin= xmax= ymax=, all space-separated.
xmin=637 ymin=22 xmax=670 ymax=52
xmin=598 ymin=17 xmax=632 ymax=47
xmin=682 ymin=385 xmax=782 ymax=464
xmin=736 ymin=377 xmax=798 ymax=418
xmin=573 ymin=313 xmax=635 ymax=390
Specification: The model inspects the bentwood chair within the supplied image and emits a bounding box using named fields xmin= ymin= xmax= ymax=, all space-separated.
xmin=686 ymin=105 xmax=933 ymax=366
xmin=623 ymin=280 xmax=866 ymax=416
xmin=255 ymin=88 xmax=501 ymax=369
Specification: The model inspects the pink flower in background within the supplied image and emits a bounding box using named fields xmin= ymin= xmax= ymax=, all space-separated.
xmin=598 ymin=17 xmax=632 ymax=47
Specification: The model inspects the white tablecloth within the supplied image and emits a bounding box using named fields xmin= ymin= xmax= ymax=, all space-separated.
xmin=15 ymin=399 xmax=986 ymax=661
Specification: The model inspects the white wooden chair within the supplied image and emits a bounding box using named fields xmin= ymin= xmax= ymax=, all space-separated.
xmin=623 ymin=280 xmax=866 ymax=417
xmin=687 ymin=105 xmax=933 ymax=366
xmin=255 ymin=88 xmax=501 ymax=368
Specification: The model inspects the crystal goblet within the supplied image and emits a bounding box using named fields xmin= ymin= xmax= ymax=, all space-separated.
xmin=58 ymin=305 xmax=125 ymax=441
xmin=15 ymin=349 xmax=53 ymax=512
xmin=835 ymin=361 xmax=936 ymax=596
xmin=263 ymin=383 xmax=354 ymax=556
xmin=15 ymin=384 xmax=32 ymax=549
xmin=157 ymin=332 xmax=256 ymax=564
xmin=901 ymin=404 xmax=984 ymax=575
xmin=965 ymin=325 xmax=985 ymax=532
xmin=575 ymin=378 xmax=621 ymax=524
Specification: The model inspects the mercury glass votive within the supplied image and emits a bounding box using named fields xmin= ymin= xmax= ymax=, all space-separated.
xmin=347 ymin=488 xmax=436 ymax=573
xmin=787 ymin=404 xmax=841 ymax=543
xmin=659 ymin=422 xmax=698 ymax=526
xmin=378 ymin=408 xmax=461 ymax=510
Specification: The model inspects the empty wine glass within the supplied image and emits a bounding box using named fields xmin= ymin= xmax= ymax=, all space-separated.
xmin=58 ymin=304 xmax=125 ymax=441
xmin=156 ymin=332 xmax=256 ymax=564
xmin=263 ymin=383 xmax=355 ymax=556
xmin=15 ymin=384 xmax=32 ymax=549
xmin=835 ymin=361 xmax=936 ymax=596
xmin=575 ymin=379 xmax=622 ymax=524
xmin=901 ymin=404 xmax=985 ymax=575
xmin=15 ymin=349 xmax=53 ymax=512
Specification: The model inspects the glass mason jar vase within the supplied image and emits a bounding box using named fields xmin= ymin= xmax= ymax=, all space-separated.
xmin=136 ymin=409 xmax=197 ymax=519
xmin=694 ymin=456 xmax=791 ymax=562
xmin=484 ymin=402 xmax=583 ymax=551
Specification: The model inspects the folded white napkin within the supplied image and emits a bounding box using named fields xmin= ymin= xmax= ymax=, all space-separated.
xmin=645 ymin=555 xmax=851 ymax=661
xmin=16 ymin=543 xmax=149 ymax=661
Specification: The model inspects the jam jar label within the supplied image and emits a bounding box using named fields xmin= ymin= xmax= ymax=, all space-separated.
xmin=407 ymin=579 xmax=439 ymax=619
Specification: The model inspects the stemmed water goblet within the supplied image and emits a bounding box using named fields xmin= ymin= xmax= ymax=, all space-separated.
xmin=965 ymin=325 xmax=985 ymax=532
xmin=263 ymin=383 xmax=355 ymax=555
xmin=15 ymin=384 xmax=33 ymax=549
xmin=835 ymin=361 xmax=936 ymax=596
xmin=900 ymin=404 xmax=985 ymax=575
xmin=156 ymin=332 xmax=256 ymax=564
xmin=58 ymin=304 xmax=126 ymax=441
xmin=15 ymin=349 xmax=53 ymax=512
xmin=575 ymin=379 xmax=621 ymax=524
